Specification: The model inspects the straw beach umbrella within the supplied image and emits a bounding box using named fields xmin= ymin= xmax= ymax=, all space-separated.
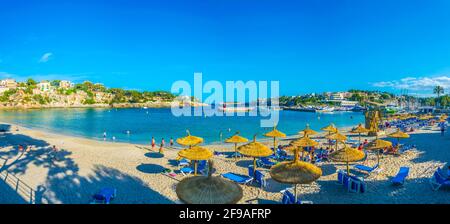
xmin=176 ymin=161 xmax=243 ymax=204
xmin=326 ymin=132 xmax=347 ymax=150
xmin=237 ymin=136 xmax=273 ymax=176
xmin=178 ymin=146 xmax=213 ymax=175
xmin=388 ymin=129 xmax=410 ymax=144
xmin=350 ymin=124 xmax=370 ymax=144
xmin=225 ymin=132 xmax=249 ymax=160
xmin=299 ymin=124 xmax=318 ymax=137
xmin=289 ymin=135 xmax=319 ymax=160
xmin=321 ymin=123 xmax=338 ymax=134
xmin=264 ymin=126 xmax=287 ymax=151
xmin=329 ymin=144 xmax=365 ymax=175
xmin=364 ymin=139 xmax=392 ymax=166
xmin=176 ymin=130 xmax=203 ymax=148
xmin=270 ymin=135 xmax=321 ymax=203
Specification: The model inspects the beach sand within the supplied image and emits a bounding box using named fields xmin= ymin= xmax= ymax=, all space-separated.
xmin=0 ymin=122 xmax=449 ymax=204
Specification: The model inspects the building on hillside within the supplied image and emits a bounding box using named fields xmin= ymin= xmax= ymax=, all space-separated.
xmin=330 ymin=92 xmax=345 ymax=101
xmin=0 ymin=79 xmax=17 ymax=89
xmin=37 ymin=81 xmax=51 ymax=92
xmin=340 ymin=100 xmax=359 ymax=107
xmin=59 ymin=80 xmax=74 ymax=89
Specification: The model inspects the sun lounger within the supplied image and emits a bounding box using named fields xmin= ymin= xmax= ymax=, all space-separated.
xmin=392 ymin=167 xmax=409 ymax=185
xmin=430 ymin=168 xmax=450 ymax=191
xmin=222 ymin=173 xmax=253 ymax=185
xmin=180 ymin=167 xmax=194 ymax=176
xmin=353 ymin=163 xmax=381 ymax=175
xmin=254 ymin=170 xmax=267 ymax=188
xmin=347 ymin=176 xmax=366 ymax=193
xmin=280 ymin=188 xmax=313 ymax=204
xmin=257 ymin=157 xmax=276 ymax=168
xmin=91 ymin=187 xmax=117 ymax=204
xmin=180 ymin=160 xmax=207 ymax=176
xmin=177 ymin=158 xmax=190 ymax=168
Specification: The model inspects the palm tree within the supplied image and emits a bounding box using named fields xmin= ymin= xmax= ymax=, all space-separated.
xmin=434 ymin=86 xmax=444 ymax=98
xmin=433 ymin=86 xmax=444 ymax=108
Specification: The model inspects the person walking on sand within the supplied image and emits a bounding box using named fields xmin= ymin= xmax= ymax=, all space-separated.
xmin=103 ymin=131 xmax=107 ymax=141
xmin=159 ymin=138 xmax=165 ymax=154
xmin=169 ymin=137 xmax=174 ymax=147
xmin=151 ymin=136 xmax=156 ymax=150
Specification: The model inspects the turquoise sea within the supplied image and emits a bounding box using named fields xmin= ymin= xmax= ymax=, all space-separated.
xmin=0 ymin=108 xmax=364 ymax=144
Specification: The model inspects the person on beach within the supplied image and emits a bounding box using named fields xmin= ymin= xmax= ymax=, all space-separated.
xmin=18 ymin=145 xmax=24 ymax=152
xmin=169 ymin=137 xmax=174 ymax=147
xmin=358 ymin=143 xmax=363 ymax=151
xmin=363 ymin=139 xmax=368 ymax=146
xmin=112 ymin=136 xmax=116 ymax=142
xmin=441 ymin=125 xmax=445 ymax=136
xmin=159 ymin=138 xmax=165 ymax=154
xmin=151 ymin=136 xmax=155 ymax=150
xmin=52 ymin=145 xmax=58 ymax=152
xmin=103 ymin=131 xmax=107 ymax=141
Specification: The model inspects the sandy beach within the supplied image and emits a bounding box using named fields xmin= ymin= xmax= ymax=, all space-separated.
xmin=0 ymin=121 xmax=449 ymax=204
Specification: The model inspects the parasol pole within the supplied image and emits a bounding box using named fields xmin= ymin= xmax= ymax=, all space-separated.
xmin=294 ymin=184 xmax=298 ymax=204
xmin=273 ymin=137 xmax=276 ymax=151
xmin=253 ymin=158 xmax=257 ymax=177
xmin=194 ymin=160 xmax=198 ymax=176
xmin=234 ymin=143 xmax=238 ymax=161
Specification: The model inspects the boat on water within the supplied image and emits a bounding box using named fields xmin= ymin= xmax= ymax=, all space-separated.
xmin=316 ymin=106 xmax=335 ymax=113
xmin=218 ymin=102 xmax=255 ymax=112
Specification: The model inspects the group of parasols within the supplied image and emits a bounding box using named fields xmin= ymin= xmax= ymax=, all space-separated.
xmin=174 ymin=123 xmax=410 ymax=204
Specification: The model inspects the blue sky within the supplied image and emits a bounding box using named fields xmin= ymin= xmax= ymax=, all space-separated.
xmin=1 ymin=0 xmax=450 ymax=96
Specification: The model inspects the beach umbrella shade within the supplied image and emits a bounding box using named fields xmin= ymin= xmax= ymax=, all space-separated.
xmin=299 ymin=124 xmax=318 ymax=137
xmin=264 ymin=126 xmax=287 ymax=151
xmin=237 ymin=136 xmax=273 ymax=176
xmin=321 ymin=123 xmax=338 ymax=134
xmin=270 ymin=160 xmax=322 ymax=203
xmin=329 ymin=144 xmax=365 ymax=175
xmin=289 ymin=135 xmax=319 ymax=161
xmin=350 ymin=124 xmax=370 ymax=144
xmin=176 ymin=161 xmax=243 ymax=204
xmin=178 ymin=146 xmax=213 ymax=175
xmin=364 ymin=139 xmax=392 ymax=166
xmin=388 ymin=129 xmax=410 ymax=142
xmin=176 ymin=130 xmax=204 ymax=148
xmin=325 ymin=132 xmax=347 ymax=150
xmin=225 ymin=132 xmax=249 ymax=160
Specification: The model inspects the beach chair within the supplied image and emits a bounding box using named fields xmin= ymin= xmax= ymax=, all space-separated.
xmin=429 ymin=168 xmax=450 ymax=191
xmin=254 ymin=170 xmax=268 ymax=188
xmin=280 ymin=188 xmax=313 ymax=204
xmin=353 ymin=163 xmax=381 ymax=176
xmin=337 ymin=170 xmax=346 ymax=185
xmin=222 ymin=173 xmax=253 ymax=185
xmin=180 ymin=160 xmax=207 ymax=176
xmin=391 ymin=167 xmax=409 ymax=186
xmin=347 ymin=176 xmax=366 ymax=193
xmin=177 ymin=158 xmax=190 ymax=168
xmin=91 ymin=187 xmax=117 ymax=204
xmin=256 ymin=157 xmax=276 ymax=168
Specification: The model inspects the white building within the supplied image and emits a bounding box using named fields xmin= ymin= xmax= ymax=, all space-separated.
xmin=330 ymin=92 xmax=345 ymax=101
xmin=37 ymin=81 xmax=51 ymax=92
xmin=340 ymin=100 xmax=359 ymax=107
xmin=59 ymin=80 xmax=73 ymax=89
xmin=0 ymin=79 xmax=17 ymax=89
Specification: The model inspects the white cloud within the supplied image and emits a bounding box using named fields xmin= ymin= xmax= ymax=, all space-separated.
xmin=372 ymin=76 xmax=450 ymax=91
xmin=39 ymin=52 xmax=53 ymax=63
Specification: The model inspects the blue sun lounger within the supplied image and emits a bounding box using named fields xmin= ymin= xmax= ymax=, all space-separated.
xmin=180 ymin=160 xmax=207 ymax=176
xmin=91 ymin=187 xmax=117 ymax=204
xmin=222 ymin=173 xmax=253 ymax=185
xmin=280 ymin=188 xmax=313 ymax=204
xmin=430 ymin=168 xmax=450 ymax=191
xmin=257 ymin=157 xmax=276 ymax=168
xmin=392 ymin=167 xmax=409 ymax=185
xmin=353 ymin=163 xmax=380 ymax=175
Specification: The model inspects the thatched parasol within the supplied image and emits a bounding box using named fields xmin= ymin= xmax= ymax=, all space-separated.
xmin=325 ymin=132 xmax=347 ymax=150
xmin=264 ymin=126 xmax=286 ymax=151
xmin=299 ymin=124 xmax=318 ymax=137
xmin=238 ymin=136 xmax=273 ymax=176
xmin=329 ymin=144 xmax=365 ymax=175
xmin=364 ymin=139 xmax=392 ymax=166
xmin=176 ymin=130 xmax=204 ymax=148
xmin=176 ymin=161 xmax=243 ymax=204
xmin=178 ymin=146 xmax=213 ymax=175
xmin=225 ymin=132 xmax=249 ymax=160
xmin=350 ymin=124 xmax=370 ymax=144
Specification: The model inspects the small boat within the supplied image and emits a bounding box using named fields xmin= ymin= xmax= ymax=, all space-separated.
xmin=316 ymin=107 xmax=335 ymax=113
xmin=218 ymin=102 xmax=255 ymax=112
